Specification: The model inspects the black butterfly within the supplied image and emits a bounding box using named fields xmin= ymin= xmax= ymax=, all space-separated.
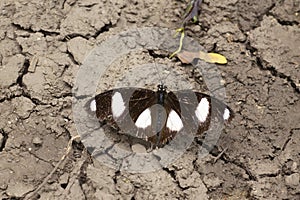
xmin=87 ymin=84 xmax=233 ymax=148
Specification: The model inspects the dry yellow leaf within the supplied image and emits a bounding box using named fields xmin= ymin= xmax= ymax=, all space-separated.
xmin=177 ymin=50 xmax=227 ymax=64
xmin=200 ymin=52 xmax=227 ymax=64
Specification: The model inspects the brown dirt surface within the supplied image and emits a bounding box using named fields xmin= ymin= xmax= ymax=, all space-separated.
xmin=0 ymin=0 xmax=299 ymax=199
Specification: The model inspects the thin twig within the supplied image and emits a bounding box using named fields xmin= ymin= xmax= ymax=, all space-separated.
xmin=213 ymin=147 xmax=228 ymax=164
xmin=23 ymin=135 xmax=81 ymax=200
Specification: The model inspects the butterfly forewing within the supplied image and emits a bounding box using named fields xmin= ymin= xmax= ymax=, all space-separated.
xmin=127 ymin=89 xmax=157 ymax=122
xmin=92 ymin=90 xmax=115 ymax=126
xmin=91 ymin=88 xmax=160 ymax=138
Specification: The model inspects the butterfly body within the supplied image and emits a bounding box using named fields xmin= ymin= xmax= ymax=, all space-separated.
xmin=88 ymin=84 xmax=233 ymax=147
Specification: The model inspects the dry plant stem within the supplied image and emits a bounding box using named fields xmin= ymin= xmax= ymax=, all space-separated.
xmin=170 ymin=28 xmax=185 ymax=58
xmin=61 ymin=153 xmax=86 ymax=198
xmin=213 ymin=147 xmax=228 ymax=164
xmin=23 ymin=135 xmax=81 ymax=200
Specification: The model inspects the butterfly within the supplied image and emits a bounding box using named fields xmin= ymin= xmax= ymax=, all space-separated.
xmin=87 ymin=84 xmax=233 ymax=148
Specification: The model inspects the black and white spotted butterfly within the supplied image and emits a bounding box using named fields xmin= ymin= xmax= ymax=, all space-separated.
xmin=88 ymin=84 xmax=233 ymax=148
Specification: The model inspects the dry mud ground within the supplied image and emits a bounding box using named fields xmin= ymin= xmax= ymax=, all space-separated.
xmin=0 ymin=0 xmax=300 ymax=199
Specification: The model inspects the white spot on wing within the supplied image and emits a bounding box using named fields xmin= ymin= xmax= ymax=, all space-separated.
xmin=223 ymin=108 xmax=230 ymax=120
xmin=166 ymin=110 xmax=183 ymax=131
xmin=195 ymin=98 xmax=210 ymax=123
xmin=135 ymin=108 xmax=151 ymax=129
xmin=90 ymin=99 xmax=96 ymax=112
xmin=111 ymin=92 xmax=126 ymax=118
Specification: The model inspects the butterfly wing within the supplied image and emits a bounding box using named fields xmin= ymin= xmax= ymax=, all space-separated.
xmin=166 ymin=90 xmax=233 ymax=136
xmin=88 ymin=87 xmax=233 ymax=148
xmin=88 ymin=87 xmax=158 ymax=137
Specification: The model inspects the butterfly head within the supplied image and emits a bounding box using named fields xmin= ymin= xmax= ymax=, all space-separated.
xmin=157 ymin=84 xmax=167 ymax=92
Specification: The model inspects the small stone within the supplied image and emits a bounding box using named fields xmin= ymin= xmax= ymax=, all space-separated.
xmin=12 ymin=97 xmax=35 ymax=119
xmin=203 ymin=174 xmax=223 ymax=189
xmin=131 ymin=144 xmax=146 ymax=153
xmin=291 ymin=162 xmax=298 ymax=173
xmin=32 ymin=136 xmax=43 ymax=146
xmin=0 ymin=183 xmax=7 ymax=190
xmin=59 ymin=173 xmax=69 ymax=186
xmin=285 ymin=173 xmax=299 ymax=187
xmin=67 ymin=37 xmax=93 ymax=64
xmin=28 ymin=56 xmax=38 ymax=73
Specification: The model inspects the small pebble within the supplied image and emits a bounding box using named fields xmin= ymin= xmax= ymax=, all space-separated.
xmin=285 ymin=173 xmax=299 ymax=187
xmin=0 ymin=184 xmax=7 ymax=190
xmin=291 ymin=162 xmax=298 ymax=173
xmin=131 ymin=144 xmax=147 ymax=153
xmin=32 ymin=136 xmax=43 ymax=146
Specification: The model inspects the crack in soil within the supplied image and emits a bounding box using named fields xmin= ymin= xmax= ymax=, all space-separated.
xmin=51 ymin=92 xmax=73 ymax=99
xmin=12 ymin=23 xmax=60 ymax=37
xmin=92 ymin=22 xmax=114 ymax=39
xmin=245 ymin=42 xmax=300 ymax=94
xmin=163 ymin=153 xmax=199 ymax=191
xmin=212 ymin=150 xmax=258 ymax=182
xmin=162 ymin=167 xmax=191 ymax=190
xmin=273 ymin=18 xmax=299 ymax=26
xmin=255 ymin=3 xmax=276 ymax=28
xmin=0 ymin=129 xmax=8 ymax=152
xmin=27 ymin=150 xmax=56 ymax=167
xmin=228 ymin=160 xmax=257 ymax=181
xmin=237 ymin=7 xmax=300 ymax=95
xmin=0 ymin=87 xmax=46 ymax=106
xmin=59 ymin=64 xmax=70 ymax=78
xmin=21 ymin=90 xmax=47 ymax=105
xmin=112 ymin=170 xmax=121 ymax=184
xmin=66 ymin=48 xmax=80 ymax=65
xmin=148 ymin=49 xmax=170 ymax=59
xmin=256 ymin=57 xmax=300 ymax=93
xmin=258 ymin=171 xmax=281 ymax=178
xmin=60 ymin=0 xmax=68 ymax=9
xmin=162 ymin=167 xmax=177 ymax=181
xmin=62 ymin=33 xmax=90 ymax=41
xmin=281 ymin=128 xmax=300 ymax=152
xmin=16 ymin=58 xmax=30 ymax=88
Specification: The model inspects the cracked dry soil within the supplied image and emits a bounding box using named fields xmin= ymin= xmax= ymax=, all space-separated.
xmin=0 ymin=0 xmax=299 ymax=199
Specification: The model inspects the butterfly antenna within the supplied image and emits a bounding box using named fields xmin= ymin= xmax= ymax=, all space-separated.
xmin=163 ymin=67 xmax=173 ymax=85
xmin=152 ymin=54 xmax=173 ymax=88
xmin=153 ymin=58 xmax=164 ymax=86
